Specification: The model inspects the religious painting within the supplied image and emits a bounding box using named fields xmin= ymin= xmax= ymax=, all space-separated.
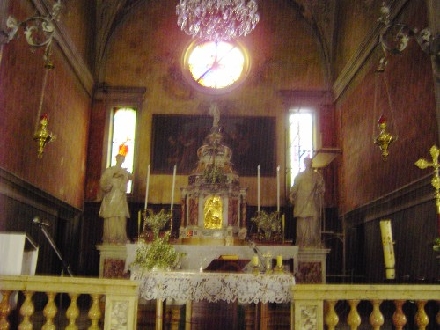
xmin=151 ymin=114 xmax=276 ymax=176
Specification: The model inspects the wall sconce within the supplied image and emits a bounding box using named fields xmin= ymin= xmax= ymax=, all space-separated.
xmin=1 ymin=0 xmax=62 ymax=67
xmin=372 ymin=67 xmax=398 ymax=160
xmin=378 ymin=2 xmax=439 ymax=62
xmin=33 ymin=113 xmax=55 ymax=158
xmin=374 ymin=114 xmax=396 ymax=160
xmin=1 ymin=1 xmax=63 ymax=157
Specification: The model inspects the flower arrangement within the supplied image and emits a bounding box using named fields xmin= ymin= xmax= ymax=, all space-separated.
xmin=251 ymin=210 xmax=281 ymax=238
xmin=130 ymin=232 xmax=179 ymax=271
xmin=144 ymin=209 xmax=171 ymax=238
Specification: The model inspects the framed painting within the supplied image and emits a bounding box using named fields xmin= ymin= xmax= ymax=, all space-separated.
xmin=151 ymin=114 xmax=276 ymax=176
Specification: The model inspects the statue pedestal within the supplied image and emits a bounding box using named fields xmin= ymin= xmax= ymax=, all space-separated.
xmin=296 ymin=247 xmax=331 ymax=283
xmin=96 ymin=244 xmax=127 ymax=278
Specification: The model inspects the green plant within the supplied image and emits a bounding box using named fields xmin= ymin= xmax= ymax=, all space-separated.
xmin=144 ymin=209 xmax=171 ymax=237
xmin=251 ymin=210 xmax=281 ymax=234
xmin=131 ymin=232 xmax=179 ymax=270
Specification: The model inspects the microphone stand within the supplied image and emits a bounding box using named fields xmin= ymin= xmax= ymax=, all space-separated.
xmin=36 ymin=224 xmax=73 ymax=277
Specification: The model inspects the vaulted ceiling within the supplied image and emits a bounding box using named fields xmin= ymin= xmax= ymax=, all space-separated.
xmin=94 ymin=0 xmax=338 ymax=89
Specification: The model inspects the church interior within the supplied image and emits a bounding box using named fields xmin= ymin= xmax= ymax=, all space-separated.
xmin=0 ymin=0 xmax=439 ymax=329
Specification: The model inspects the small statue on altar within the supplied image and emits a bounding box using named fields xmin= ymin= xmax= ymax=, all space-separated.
xmin=99 ymin=143 xmax=133 ymax=244
xmin=290 ymin=157 xmax=325 ymax=247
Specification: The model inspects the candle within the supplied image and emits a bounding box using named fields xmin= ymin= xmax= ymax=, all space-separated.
xmin=171 ymin=165 xmax=177 ymax=211
xmin=380 ymin=219 xmax=395 ymax=280
xmin=276 ymin=165 xmax=280 ymax=212
xmin=252 ymin=254 xmax=259 ymax=267
xmin=137 ymin=210 xmax=141 ymax=237
xmin=276 ymin=255 xmax=283 ymax=268
xmin=257 ymin=165 xmax=261 ymax=212
xmin=144 ymin=165 xmax=150 ymax=210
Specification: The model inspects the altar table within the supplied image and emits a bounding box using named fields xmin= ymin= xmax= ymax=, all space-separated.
xmin=130 ymin=269 xmax=295 ymax=330
xmin=125 ymin=244 xmax=299 ymax=273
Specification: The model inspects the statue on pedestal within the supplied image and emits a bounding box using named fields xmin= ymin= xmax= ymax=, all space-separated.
xmin=290 ymin=157 xmax=325 ymax=247
xmin=99 ymin=143 xmax=133 ymax=244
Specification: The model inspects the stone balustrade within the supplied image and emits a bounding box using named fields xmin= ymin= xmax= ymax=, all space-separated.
xmin=2 ymin=276 xmax=440 ymax=329
xmin=0 ymin=275 xmax=138 ymax=330
xmin=292 ymin=284 xmax=440 ymax=329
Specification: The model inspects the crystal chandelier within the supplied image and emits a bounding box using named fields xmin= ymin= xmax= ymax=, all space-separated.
xmin=176 ymin=0 xmax=260 ymax=41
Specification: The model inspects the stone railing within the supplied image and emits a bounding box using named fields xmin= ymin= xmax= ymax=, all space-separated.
xmin=292 ymin=284 xmax=440 ymax=329
xmin=0 ymin=275 xmax=138 ymax=330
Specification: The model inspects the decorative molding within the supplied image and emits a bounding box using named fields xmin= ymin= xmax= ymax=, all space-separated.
xmin=0 ymin=166 xmax=80 ymax=219
xmin=344 ymin=174 xmax=434 ymax=226
xmin=93 ymin=85 xmax=146 ymax=105
xmin=333 ymin=0 xmax=410 ymax=100
xmin=31 ymin=0 xmax=94 ymax=96
xmin=278 ymin=90 xmax=333 ymax=107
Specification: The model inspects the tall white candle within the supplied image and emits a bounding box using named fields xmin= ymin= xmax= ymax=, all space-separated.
xmin=276 ymin=165 xmax=280 ymax=212
xmin=380 ymin=219 xmax=395 ymax=280
xmin=257 ymin=165 xmax=261 ymax=212
xmin=171 ymin=165 xmax=177 ymax=211
xmin=144 ymin=165 xmax=150 ymax=210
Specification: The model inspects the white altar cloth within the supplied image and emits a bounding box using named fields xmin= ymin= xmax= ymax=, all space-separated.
xmin=126 ymin=244 xmax=298 ymax=273
xmin=131 ymin=269 xmax=295 ymax=304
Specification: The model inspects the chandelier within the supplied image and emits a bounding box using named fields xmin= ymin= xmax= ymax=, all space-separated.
xmin=176 ymin=0 xmax=260 ymax=41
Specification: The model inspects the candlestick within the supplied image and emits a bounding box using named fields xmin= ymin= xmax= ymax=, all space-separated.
xmin=144 ymin=165 xmax=150 ymax=210
xmin=257 ymin=165 xmax=261 ymax=212
xmin=276 ymin=165 xmax=280 ymax=212
xmin=252 ymin=254 xmax=259 ymax=267
xmin=282 ymin=214 xmax=285 ymax=233
xmin=171 ymin=165 xmax=176 ymax=211
xmin=276 ymin=255 xmax=283 ymax=268
xmin=137 ymin=210 xmax=141 ymax=238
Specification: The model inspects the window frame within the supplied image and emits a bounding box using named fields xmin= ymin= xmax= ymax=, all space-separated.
xmin=286 ymin=108 xmax=319 ymax=189
xmin=95 ymin=86 xmax=146 ymax=197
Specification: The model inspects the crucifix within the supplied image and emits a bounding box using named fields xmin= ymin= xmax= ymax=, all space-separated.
xmin=415 ymin=145 xmax=440 ymax=237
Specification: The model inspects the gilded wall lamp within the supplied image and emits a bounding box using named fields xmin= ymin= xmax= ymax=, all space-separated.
xmin=372 ymin=67 xmax=397 ymax=161
xmin=1 ymin=1 xmax=63 ymax=157
xmin=415 ymin=145 xmax=440 ymax=238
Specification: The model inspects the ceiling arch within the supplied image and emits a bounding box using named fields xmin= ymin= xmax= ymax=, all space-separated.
xmin=94 ymin=0 xmax=336 ymax=87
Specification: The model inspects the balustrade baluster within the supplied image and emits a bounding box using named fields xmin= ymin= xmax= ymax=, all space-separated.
xmin=414 ymin=300 xmax=429 ymax=329
xmin=369 ymin=299 xmax=384 ymax=329
xmin=42 ymin=292 xmax=57 ymax=330
xmin=436 ymin=300 xmax=440 ymax=327
xmin=325 ymin=300 xmax=339 ymax=330
xmin=87 ymin=294 xmax=101 ymax=330
xmin=65 ymin=293 xmax=79 ymax=330
xmin=18 ymin=291 xmax=34 ymax=330
xmin=0 ymin=290 xmax=12 ymax=330
xmin=347 ymin=299 xmax=361 ymax=330
xmin=392 ymin=299 xmax=407 ymax=329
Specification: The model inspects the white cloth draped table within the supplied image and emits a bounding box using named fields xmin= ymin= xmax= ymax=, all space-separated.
xmin=131 ymin=270 xmax=295 ymax=304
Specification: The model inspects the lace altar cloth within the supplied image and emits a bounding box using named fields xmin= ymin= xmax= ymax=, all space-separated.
xmin=131 ymin=270 xmax=295 ymax=304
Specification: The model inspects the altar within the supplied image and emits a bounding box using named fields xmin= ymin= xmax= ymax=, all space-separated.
xmin=130 ymin=269 xmax=295 ymax=330
xmin=96 ymin=244 xmax=331 ymax=283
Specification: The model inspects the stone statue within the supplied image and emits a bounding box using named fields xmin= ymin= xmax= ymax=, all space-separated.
xmin=99 ymin=148 xmax=133 ymax=244
xmin=289 ymin=157 xmax=325 ymax=247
